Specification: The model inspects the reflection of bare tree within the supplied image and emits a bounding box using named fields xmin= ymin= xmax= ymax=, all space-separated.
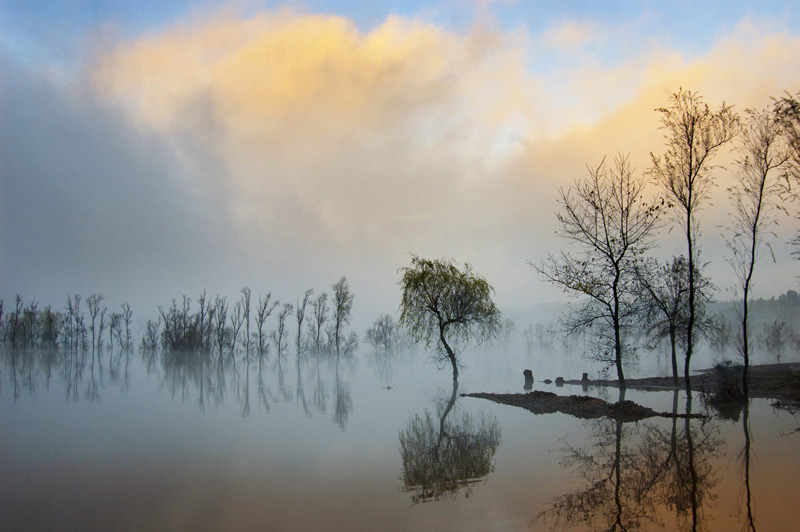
xmin=333 ymin=358 xmax=352 ymax=430
xmin=740 ymin=401 xmax=757 ymax=531
xmin=538 ymin=389 xmax=721 ymax=531
xmin=311 ymin=348 xmax=327 ymax=415
xmin=399 ymin=377 xmax=501 ymax=504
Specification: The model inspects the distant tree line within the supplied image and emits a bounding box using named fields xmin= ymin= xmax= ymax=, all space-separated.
xmin=0 ymin=276 xmax=362 ymax=361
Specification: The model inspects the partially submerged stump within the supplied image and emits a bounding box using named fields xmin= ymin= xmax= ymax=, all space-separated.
xmin=463 ymin=390 xmax=704 ymax=422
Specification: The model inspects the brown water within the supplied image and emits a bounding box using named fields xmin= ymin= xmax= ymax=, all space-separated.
xmin=1 ymin=345 xmax=798 ymax=531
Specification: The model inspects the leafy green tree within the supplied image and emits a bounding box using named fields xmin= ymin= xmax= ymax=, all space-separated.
xmin=399 ymin=256 xmax=500 ymax=378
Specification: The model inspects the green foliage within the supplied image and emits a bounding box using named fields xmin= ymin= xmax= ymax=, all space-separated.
xmin=398 ymin=256 xmax=500 ymax=361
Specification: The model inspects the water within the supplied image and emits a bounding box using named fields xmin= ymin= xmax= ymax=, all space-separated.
xmin=1 ymin=344 xmax=798 ymax=531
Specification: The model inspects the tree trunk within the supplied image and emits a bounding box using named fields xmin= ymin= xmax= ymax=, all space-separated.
xmin=439 ymin=326 xmax=458 ymax=380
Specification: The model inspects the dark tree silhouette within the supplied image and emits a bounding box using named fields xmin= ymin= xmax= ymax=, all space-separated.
xmin=255 ymin=291 xmax=277 ymax=357
xmin=536 ymin=155 xmax=663 ymax=387
xmin=308 ymin=292 xmax=329 ymax=353
xmin=295 ymin=288 xmax=314 ymax=353
xmin=651 ymin=88 xmax=738 ymax=388
xmin=636 ymin=256 xmax=715 ymax=386
xmin=727 ymin=108 xmax=792 ymax=394
xmin=330 ymin=277 xmax=357 ymax=358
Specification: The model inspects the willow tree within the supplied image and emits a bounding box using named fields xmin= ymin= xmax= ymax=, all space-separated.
xmin=536 ymin=154 xmax=663 ymax=388
xmin=399 ymin=256 xmax=500 ymax=379
xmin=650 ymin=88 xmax=738 ymax=387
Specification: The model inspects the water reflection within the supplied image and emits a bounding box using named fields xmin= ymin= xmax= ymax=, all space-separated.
xmin=537 ymin=390 xmax=721 ymax=531
xmin=1 ymin=345 xmax=356 ymax=428
xmin=399 ymin=376 xmax=501 ymax=503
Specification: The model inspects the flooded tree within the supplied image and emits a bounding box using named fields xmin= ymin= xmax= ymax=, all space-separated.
xmin=271 ymin=303 xmax=293 ymax=361
xmin=213 ymin=296 xmax=229 ymax=353
xmin=120 ymin=302 xmax=133 ymax=349
xmin=308 ymin=292 xmax=329 ymax=353
xmin=330 ymin=277 xmax=357 ymax=358
xmin=727 ymin=107 xmax=791 ymax=395
xmin=651 ymin=88 xmax=738 ymax=387
xmin=295 ymin=288 xmax=314 ymax=353
xmin=399 ymin=256 xmax=500 ymax=379
xmin=365 ymin=313 xmax=400 ymax=352
xmin=536 ymin=155 xmax=663 ymax=387
xmin=255 ymin=291 xmax=278 ymax=357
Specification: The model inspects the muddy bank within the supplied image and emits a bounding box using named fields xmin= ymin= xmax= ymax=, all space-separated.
xmin=463 ymin=390 xmax=703 ymax=422
xmin=544 ymin=362 xmax=800 ymax=402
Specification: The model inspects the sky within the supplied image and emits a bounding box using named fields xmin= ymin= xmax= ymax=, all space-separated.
xmin=1 ymin=0 xmax=799 ymax=328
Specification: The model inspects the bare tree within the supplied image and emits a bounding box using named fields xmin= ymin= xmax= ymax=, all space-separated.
xmin=120 ymin=302 xmax=133 ymax=349
xmin=213 ymin=296 xmax=229 ymax=354
xmin=229 ymin=299 xmax=245 ymax=356
xmin=272 ymin=303 xmax=294 ymax=360
xmin=109 ymin=312 xmax=122 ymax=348
xmin=308 ymin=292 xmax=329 ymax=353
xmin=774 ymin=91 xmax=800 ymax=263
xmin=255 ymin=292 xmax=278 ymax=357
xmin=636 ymin=256 xmax=715 ymax=386
xmin=240 ymin=287 xmax=252 ymax=356
xmin=651 ymin=88 xmax=738 ymax=387
xmin=536 ymin=154 xmax=663 ymax=387
xmin=295 ymin=288 xmax=314 ymax=353
xmin=330 ymin=277 xmax=356 ymax=358
xmin=726 ymin=107 xmax=791 ymax=395
xmin=7 ymin=295 xmax=23 ymax=347
xmin=87 ymin=294 xmax=105 ymax=351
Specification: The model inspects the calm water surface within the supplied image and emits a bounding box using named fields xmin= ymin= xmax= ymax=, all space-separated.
xmin=1 ymin=344 xmax=798 ymax=531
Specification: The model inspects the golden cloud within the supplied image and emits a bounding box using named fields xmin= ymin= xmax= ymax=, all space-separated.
xmin=90 ymin=9 xmax=800 ymax=295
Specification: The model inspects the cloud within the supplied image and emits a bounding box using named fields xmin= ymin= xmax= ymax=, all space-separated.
xmin=3 ymin=9 xmax=799 ymax=318
xmin=539 ymin=20 xmax=600 ymax=52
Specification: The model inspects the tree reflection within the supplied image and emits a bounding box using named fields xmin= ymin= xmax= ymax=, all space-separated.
xmin=399 ymin=376 xmax=501 ymax=503
xmin=740 ymin=400 xmax=757 ymax=531
xmin=538 ymin=389 xmax=721 ymax=531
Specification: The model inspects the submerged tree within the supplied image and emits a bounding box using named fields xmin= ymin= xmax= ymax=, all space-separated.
xmin=308 ymin=292 xmax=329 ymax=353
xmin=330 ymin=277 xmax=357 ymax=357
xmin=399 ymin=256 xmax=500 ymax=379
xmin=295 ymin=288 xmax=314 ymax=353
xmin=651 ymin=88 xmax=738 ymax=387
xmin=727 ymin=107 xmax=791 ymax=395
xmin=536 ymin=154 xmax=663 ymax=387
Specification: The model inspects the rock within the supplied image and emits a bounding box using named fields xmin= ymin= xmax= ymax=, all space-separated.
xmin=543 ymin=379 xmax=553 ymax=384
xmin=555 ymin=377 xmax=565 ymax=387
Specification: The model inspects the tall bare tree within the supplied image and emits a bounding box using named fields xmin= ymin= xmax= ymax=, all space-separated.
xmin=255 ymin=292 xmax=278 ymax=357
xmin=536 ymin=154 xmax=663 ymax=387
xmin=774 ymin=90 xmax=800 ymax=260
xmin=726 ymin=107 xmax=791 ymax=395
xmin=295 ymin=288 xmax=314 ymax=353
xmin=650 ymin=88 xmax=738 ymax=387
xmin=330 ymin=277 xmax=357 ymax=358
xmin=308 ymin=292 xmax=329 ymax=353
